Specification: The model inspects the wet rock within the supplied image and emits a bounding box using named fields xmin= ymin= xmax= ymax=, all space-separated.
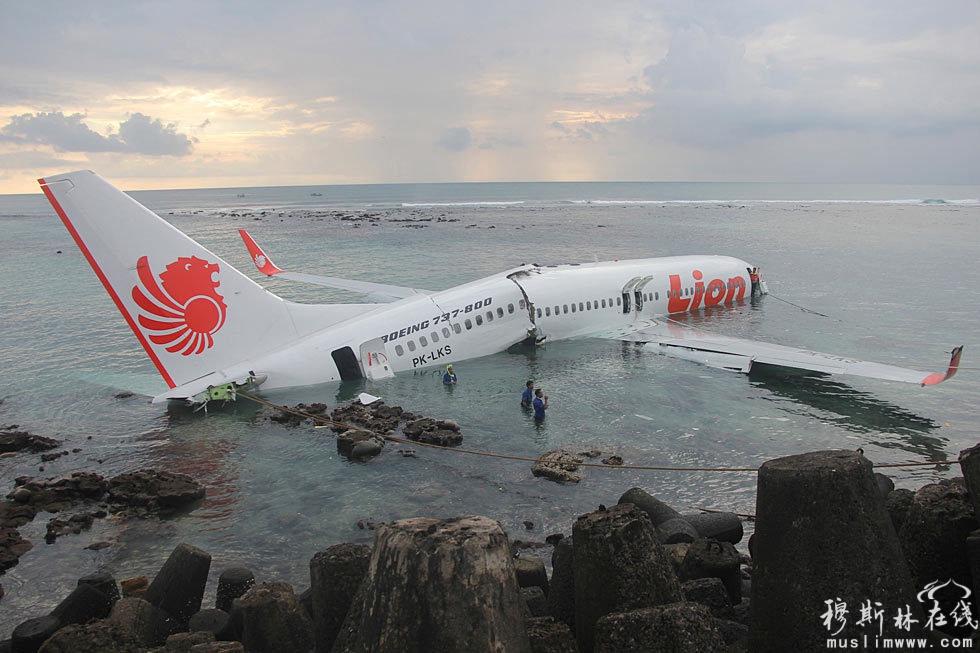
xmin=269 ymin=402 xmax=329 ymax=427
xmin=0 ymin=499 xmax=38 ymax=528
xmin=593 ymin=602 xmax=725 ymax=653
xmin=0 ymin=429 xmax=60 ymax=454
xmin=336 ymin=430 xmax=385 ymax=460
xmin=107 ymin=469 xmax=205 ymax=515
xmin=0 ymin=526 xmax=33 ymax=572
xmin=532 ymin=449 xmax=584 ymax=484
xmin=13 ymin=472 xmax=107 ymax=513
xmin=334 ymin=515 xmax=531 ymax=652
xmin=236 ymin=582 xmax=315 ymax=653
xmin=10 ymin=488 xmax=31 ymax=504
xmin=44 ymin=511 xmax=103 ymax=543
xmin=216 ymin=567 xmax=255 ymax=613
xmin=749 ymin=450 xmax=922 ymax=650
xmin=572 ymin=503 xmax=682 ymax=652
xmin=403 ymin=418 xmax=463 ymax=447
xmin=309 ymin=543 xmax=371 ymax=653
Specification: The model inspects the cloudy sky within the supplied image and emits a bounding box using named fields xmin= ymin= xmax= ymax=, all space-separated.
xmin=1 ymin=1 xmax=978 ymax=194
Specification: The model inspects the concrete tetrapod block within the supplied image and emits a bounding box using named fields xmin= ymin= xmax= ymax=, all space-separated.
xmin=308 ymin=543 xmax=370 ymax=653
xmin=572 ymin=503 xmax=683 ymax=653
xmin=333 ymin=515 xmax=532 ymax=653
xmin=143 ymin=542 xmax=212 ymax=632
xmin=748 ymin=450 xmax=926 ymax=652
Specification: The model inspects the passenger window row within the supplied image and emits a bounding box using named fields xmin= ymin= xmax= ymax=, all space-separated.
xmin=535 ymin=292 xmax=660 ymax=318
xmin=392 ymin=301 xmax=519 ymax=357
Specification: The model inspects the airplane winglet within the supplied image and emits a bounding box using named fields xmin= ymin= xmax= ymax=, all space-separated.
xmin=239 ymin=229 xmax=285 ymax=276
xmin=921 ymin=345 xmax=963 ymax=386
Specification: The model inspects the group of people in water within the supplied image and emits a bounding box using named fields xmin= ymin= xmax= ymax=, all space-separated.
xmin=521 ymin=380 xmax=548 ymax=421
xmin=443 ymin=365 xmax=549 ymax=421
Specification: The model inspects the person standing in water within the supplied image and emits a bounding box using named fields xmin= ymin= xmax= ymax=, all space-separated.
xmin=443 ymin=365 xmax=457 ymax=385
xmin=521 ymin=380 xmax=534 ymax=408
xmin=532 ymin=388 xmax=549 ymax=421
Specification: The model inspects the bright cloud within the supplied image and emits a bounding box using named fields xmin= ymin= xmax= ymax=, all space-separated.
xmin=0 ymin=0 xmax=977 ymax=192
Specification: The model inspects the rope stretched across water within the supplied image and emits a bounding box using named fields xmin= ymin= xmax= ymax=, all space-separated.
xmin=235 ymin=391 xmax=951 ymax=473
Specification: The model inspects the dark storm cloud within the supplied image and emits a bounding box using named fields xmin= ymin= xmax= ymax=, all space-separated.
xmin=0 ymin=111 xmax=194 ymax=156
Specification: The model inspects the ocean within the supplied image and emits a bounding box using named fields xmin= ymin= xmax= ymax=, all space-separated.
xmin=0 ymin=180 xmax=978 ymax=633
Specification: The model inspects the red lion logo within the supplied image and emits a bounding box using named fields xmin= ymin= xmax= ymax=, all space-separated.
xmin=132 ymin=255 xmax=227 ymax=356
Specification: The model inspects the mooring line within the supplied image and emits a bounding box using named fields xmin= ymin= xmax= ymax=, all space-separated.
xmin=236 ymin=391 xmax=950 ymax=474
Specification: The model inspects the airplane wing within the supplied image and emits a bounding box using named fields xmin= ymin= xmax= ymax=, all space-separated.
xmin=238 ymin=229 xmax=431 ymax=301
xmin=620 ymin=321 xmax=962 ymax=386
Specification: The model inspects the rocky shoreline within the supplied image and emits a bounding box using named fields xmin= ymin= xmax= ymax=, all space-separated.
xmin=1 ymin=441 xmax=978 ymax=651
xmin=3 ymin=407 xmax=979 ymax=651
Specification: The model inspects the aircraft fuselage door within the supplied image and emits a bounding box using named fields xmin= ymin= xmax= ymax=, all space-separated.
xmin=359 ymin=338 xmax=395 ymax=380
xmin=621 ymin=276 xmax=641 ymax=314
xmin=634 ymin=275 xmax=653 ymax=315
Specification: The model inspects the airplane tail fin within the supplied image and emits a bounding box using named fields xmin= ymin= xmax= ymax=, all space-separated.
xmin=39 ymin=170 xmax=300 ymax=393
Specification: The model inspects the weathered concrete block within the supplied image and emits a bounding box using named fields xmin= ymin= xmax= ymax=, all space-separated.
xmin=11 ymin=615 xmax=61 ymax=653
xmin=885 ymin=488 xmax=915 ymax=533
xmin=655 ymin=517 xmax=698 ymax=544
xmin=748 ymin=450 xmax=923 ymax=651
xmin=50 ymin=583 xmax=114 ymax=626
xmin=188 ymin=608 xmax=234 ymax=641
xmin=36 ymin=621 xmax=144 ymax=652
xmin=680 ymin=511 xmax=744 ymax=544
xmin=547 ymin=536 xmax=575 ymax=628
xmin=334 ymin=515 xmax=531 ymax=653
xmin=678 ymin=538 xmax=741 ymax=604
xmin=958 ymin=443 xmax=980 ymax=517
xmin=237 ymin=582 xmax=314 ymax=653
xmin=144 ymin=542 xmax=212 ymax=632
xmin=593 ymin=602 xmax=725 ymax=652
xmin=572 ymin=503 xmax=682 ymax=653
xmin=514 ymin=555 xmax=549 ymax=595
xmin=309 ymin=543 xmax=370 ymax=653
xmin=108 ymin=596 xmax=166 ymax=647
xmin=617 ymin=487 xmax=680 ymax=526
xmin=216 ymin=567 xmax=254 ymax=613
xmin=522 ymin=586 xmax=549 ymax=617
xmin=525 ymin=616 xmax=578 ymax=653
xmin=898 ymin=477 xmax=978 ymax=594
xmin=681 ymin=577 xmax=734 ymax=619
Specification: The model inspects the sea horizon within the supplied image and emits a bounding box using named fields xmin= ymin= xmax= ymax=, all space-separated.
xmin=5 ymin=179 xmax=979 ymax=216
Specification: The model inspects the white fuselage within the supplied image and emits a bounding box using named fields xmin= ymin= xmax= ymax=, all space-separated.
xmin=246 ymin=255 xmax=753 ymax=389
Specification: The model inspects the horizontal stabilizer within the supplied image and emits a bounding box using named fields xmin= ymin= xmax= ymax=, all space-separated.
xmin=624 ymin=321 xmax=962 ymax=386
xmin=239 ymin=229 xmax=430 ymax=301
